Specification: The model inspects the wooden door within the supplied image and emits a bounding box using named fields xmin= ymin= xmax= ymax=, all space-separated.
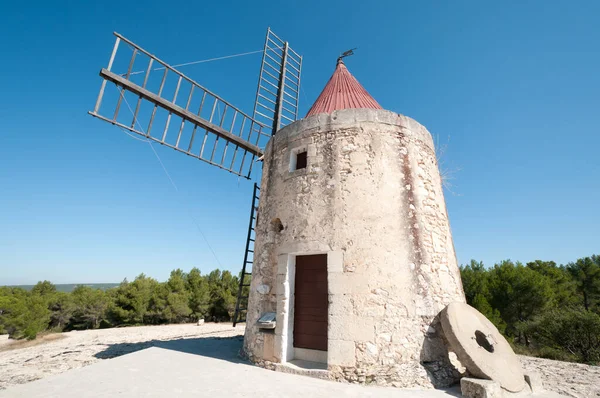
xmin=293 ymin=254 xmax=328 ymax=351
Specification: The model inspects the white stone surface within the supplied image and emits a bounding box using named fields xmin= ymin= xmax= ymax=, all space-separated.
xmin=328 ymin=339 xmax=356 ymax=367
xmin=0 ymin=323 xmax=242 ymax=390
xmin=524 ymin=371 xmax=544 ymax=394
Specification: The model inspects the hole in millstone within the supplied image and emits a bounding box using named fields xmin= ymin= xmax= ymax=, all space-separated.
xmin=474 ymin=330 xmax=495 ymax=353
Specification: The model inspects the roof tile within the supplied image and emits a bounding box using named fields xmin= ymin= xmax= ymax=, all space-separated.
xmin=306 ymin=60 xmax=382 ymax=117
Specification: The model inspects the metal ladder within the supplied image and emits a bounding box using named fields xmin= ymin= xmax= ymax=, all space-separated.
xmin=233 ymin=183 xmax=260 ymax=327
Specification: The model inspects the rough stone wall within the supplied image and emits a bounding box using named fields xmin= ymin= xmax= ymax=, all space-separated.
xmin=243 ymin=108 xmax=465 ymax=388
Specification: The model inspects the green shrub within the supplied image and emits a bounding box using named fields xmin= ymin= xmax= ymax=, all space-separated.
xmin=0 ymin=293 xmax=51 ymax=340
xmin=538 ymin=346 xmax=577 ymax=362
xmin=524 ymin=308 xmax=600 ymax=364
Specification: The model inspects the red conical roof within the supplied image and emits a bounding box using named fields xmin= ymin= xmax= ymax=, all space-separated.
xmin=306 ymin=59 xmax=382 ymax=117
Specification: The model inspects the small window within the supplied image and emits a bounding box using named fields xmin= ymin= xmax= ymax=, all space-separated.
xmin=289 ymin=147 xmax=308 ymax=172
xmin=295 ymin=151 xmax=307 ymax=170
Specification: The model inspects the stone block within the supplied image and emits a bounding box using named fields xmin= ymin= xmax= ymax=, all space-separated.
xmin=274 ymin=311 xmax=284 ymax=336
xmin=374 ymin=109 xmax=400 ymax=126
xmin=460 ymin=378 xmax=502 ymax=398
xmin=359 ymin=304 xmax=385 ymax=318
xmin=277 ymin=254 xmax=289 ymax=275
xmin=275 ymin=274 xmax=286 ymax=296
xmin=276 ymin=241 xmax=332 ymax=255
xmin=327 ymin=250 xmax=344 ymax=273
xmin=524 ymin=371 xmax=544 ymax=393
xmin=329 ymin=315 xmax=374 ymax=342
xmin=331 ymin=108 xmax=358 ymax=125
xmin=328 ymin=294 xmax=353 ymax=315
xmin=262 ymin=333 xmax=275 ymax=362
xmin=328 ymin=273 xmax=369 ymax=295
xmin=350 ymin=151 xmax=368 ymax=165
xmin=328 ymin=339 xmax=356 ymax=366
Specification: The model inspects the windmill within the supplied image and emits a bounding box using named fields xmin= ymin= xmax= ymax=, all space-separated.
xmin=88 ymin=28 xmax=303 ymax=326
xmin=89 ymin=29 xmax=488 ymax=392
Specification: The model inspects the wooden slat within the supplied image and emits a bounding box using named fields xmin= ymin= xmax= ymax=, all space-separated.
xmin=99 ymin=68 xmax=263 ymax=157
xmin=294 ymin=333 xmax=327 ymax=351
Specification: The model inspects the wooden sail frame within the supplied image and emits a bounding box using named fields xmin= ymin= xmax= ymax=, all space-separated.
xmin=89 ymin=33 xmax=272 ymax=178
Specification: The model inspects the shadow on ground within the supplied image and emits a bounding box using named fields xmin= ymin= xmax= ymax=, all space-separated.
xmin=93 ymin=332 xmax=464 ymax=397
xmin=94 ymin=332 xmax=246 ymax=364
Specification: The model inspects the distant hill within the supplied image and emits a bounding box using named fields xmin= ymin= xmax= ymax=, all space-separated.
xmin=7 ymin=283 xmax=119 ymax=293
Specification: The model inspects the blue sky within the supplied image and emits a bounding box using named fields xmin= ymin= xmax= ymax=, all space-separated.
xmin=1 ymin=1 xmax=598 ymax=285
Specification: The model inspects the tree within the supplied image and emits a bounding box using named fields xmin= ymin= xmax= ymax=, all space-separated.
xmin=206 ymin=270 xmax=239 ymax=321
xmin=0 ymin=290 xmax=7 ymax=335
xmin=48 ymin=292 xmax=75 ymax=330
xmin=526 ymin=260 xmax=578 ymax=308
xmin=460 ymin=260 xmax=489 ymax=304
xmin=487 ymin=260 xmax=555 ymax=344
xmin=460 ymin=260 xmax=506 ymax=333
xmin=162 ymin=269 xmax=191 ymax=323
xmin=108 ymin=275 xmax=156 ymax=325
xmin=0 ymin=287 xmax=20 ymax=336
xmin=186 ymin=268 xmax=210 ymax=321
xmin=145 ymin=283 xmax=168 ymax=324
xmin=525 ymin=308 xmax=600 ymax=364
xmin=0 ymin=288 xmax=50 ymax=340
xmin=31 ymin=281 xmax=57 ymax=297
xmin=70 ymin=286 xmax=109 ymax=329
xmin=460 ymin=260 xmax=506 ymax=332
xmin=472 ymin=293 xmax=506 ymax=334
xmin=567 ymin=256 xmax=600 ymax=311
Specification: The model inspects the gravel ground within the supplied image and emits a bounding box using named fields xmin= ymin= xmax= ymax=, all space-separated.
xmin=0 ymin=324 xmax=597 ymax=397
xmin=519 ymin=355 xmax=600 ymax=398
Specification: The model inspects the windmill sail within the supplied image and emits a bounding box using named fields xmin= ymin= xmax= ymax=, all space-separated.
xmin=252 ymin=28 xmax=303 ymax=134
xmin=89 ymin=33 xmax=273 ymax=179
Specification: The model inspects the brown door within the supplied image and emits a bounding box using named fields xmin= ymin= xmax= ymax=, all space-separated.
xmin=293 ymin=254 xmax=328 ymax=351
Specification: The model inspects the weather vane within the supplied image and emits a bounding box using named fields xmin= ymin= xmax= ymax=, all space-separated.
xmin=338 ymin=47 xmax=357 ymax=63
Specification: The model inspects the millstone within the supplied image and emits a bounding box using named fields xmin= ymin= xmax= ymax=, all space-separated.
xmin=440 ymin=302 xmax=525 ymax=392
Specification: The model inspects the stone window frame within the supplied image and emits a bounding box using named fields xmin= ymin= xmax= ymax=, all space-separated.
xmin=287 ymin=145 xmax=309 ymax=177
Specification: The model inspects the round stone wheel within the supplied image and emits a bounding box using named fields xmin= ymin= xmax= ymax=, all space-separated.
xmin=441 ymin=302 xmax=525 ymax=392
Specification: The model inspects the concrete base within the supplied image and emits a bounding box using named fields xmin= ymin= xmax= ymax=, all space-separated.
xmin=274 ymin=360 xmax=329 ymax=380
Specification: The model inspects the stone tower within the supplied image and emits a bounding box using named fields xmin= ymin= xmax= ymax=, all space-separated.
xmin=243 ymin=59 xmax=466 ymax=388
